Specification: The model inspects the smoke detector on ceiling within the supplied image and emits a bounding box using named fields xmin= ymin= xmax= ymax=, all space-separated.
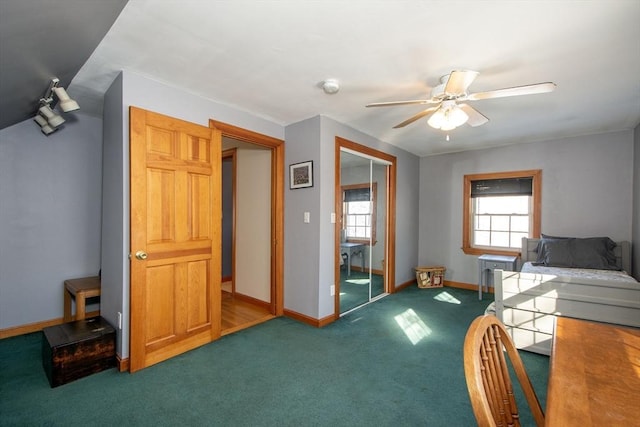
xmin=322 ymin=79 xmax=340 ymax=94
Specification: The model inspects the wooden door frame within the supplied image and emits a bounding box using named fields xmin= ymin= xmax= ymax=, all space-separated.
xmin=334 ymin=136 xmax=397 ymax=318
xmin=210 ymin=120 xmax=284 ymax=316
xmin=221 ymin=149 xmax=237 ymax=295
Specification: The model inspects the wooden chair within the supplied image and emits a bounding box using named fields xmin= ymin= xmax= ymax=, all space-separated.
xmin=463 ymin=315 xmax=545 ymax=427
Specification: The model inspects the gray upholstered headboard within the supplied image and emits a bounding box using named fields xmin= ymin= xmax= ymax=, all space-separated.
xmin=521 ymin=237 xmax=632 ymax=274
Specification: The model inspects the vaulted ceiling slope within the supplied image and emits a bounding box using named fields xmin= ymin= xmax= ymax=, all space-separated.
xmin=2 ymin=1 xmax=639 ymax=156
xmin=0 ymin=0 xmax=128 ymax=131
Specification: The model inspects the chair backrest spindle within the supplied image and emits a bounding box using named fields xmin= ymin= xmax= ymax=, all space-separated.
xmin=464 ymin=315 xmax=545 ymax=427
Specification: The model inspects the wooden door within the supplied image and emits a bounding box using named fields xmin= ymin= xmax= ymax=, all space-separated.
xmin=129 ymin=107 xmax=221 ymax=372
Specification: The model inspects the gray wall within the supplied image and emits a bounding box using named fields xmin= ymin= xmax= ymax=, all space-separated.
xmin=633 ymin=123 xmax=640 ymax=280
xmin=284 ymin=117 xmax=323 ymax=318
xmin=418 ymin=130 xmax=636 ymax=286
xmin=101 ymin=72 xmax=126 ymax=353
xmin=283 ymin=116 xmax=421 ymax=320
xmin=0 ymin=113 xmax=103 ymax=329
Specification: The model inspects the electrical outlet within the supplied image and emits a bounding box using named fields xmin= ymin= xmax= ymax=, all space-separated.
xmin=304 ymin=212 xmax=310 ymax=223
xmin=117 ymin=312 xmax=122 ymax=330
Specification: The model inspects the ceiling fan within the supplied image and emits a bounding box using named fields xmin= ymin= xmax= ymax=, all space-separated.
xmin=366 ymin=70 xmax=556 ymax=131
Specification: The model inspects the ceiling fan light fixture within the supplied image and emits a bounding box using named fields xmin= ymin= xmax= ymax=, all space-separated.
xmin=427 ymin=109 xmax=445 ymax=129
xmin=428 ymin=103 xmax=468 ymax=131
xmin=447 ymin=105 xmax=469 ymax=127
xmin=366 ymin=70 xmax=554 ymax=131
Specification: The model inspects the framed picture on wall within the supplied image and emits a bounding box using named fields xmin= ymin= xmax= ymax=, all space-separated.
xmin=290 ymin=161 xmax=313 ymax=189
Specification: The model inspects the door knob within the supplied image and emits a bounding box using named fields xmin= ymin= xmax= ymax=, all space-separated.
xmin=135 ymin=250 xmax=148 ymax=260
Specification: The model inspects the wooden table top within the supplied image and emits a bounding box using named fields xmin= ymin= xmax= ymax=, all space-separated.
xmin=64 ymin=276 xmax=101 ymax=296
xmin=546 ymin=317 xmax=640 ymax=426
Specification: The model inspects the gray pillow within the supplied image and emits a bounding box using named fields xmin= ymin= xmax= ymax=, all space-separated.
xmin=537 ymin=237 xmax=619 ymax=270
xmin=534 ymin=235 xmax=567 ymax=263
xmin=541 ymin=233 xmax=569 ymax=240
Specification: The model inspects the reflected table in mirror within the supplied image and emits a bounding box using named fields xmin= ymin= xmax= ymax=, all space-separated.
xmin=340 ymin=242 xmax=365 ymax=277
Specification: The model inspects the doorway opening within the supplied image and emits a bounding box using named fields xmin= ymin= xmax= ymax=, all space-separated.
xmin=211 ymin=121 xmax=285 ymax=335
xmin=334 ymin=137 xmax=396 ymax=317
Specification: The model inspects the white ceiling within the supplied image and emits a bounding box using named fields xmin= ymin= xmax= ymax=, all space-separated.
xmin=66 ymin=1 xmax=640 ymax=156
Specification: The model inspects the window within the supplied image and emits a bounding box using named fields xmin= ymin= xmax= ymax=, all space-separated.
xmin=473 ymin=195 xmax=530 ymax=248
xmin=343 ymin=183 xmax=377 ymax=244
xmin=462 ymin=170 xmax=541 ymax=256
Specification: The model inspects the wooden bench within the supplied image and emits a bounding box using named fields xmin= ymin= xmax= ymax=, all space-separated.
xmin=63 ymin=276 xmax=101 ymax=322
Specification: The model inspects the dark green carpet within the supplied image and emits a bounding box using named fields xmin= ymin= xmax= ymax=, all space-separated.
xmin=0 ymin=286 xmax=548 ymax=426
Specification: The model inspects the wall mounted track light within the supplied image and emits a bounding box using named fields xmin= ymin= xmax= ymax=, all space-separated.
xmin=38 ymin=105 xmax=65 ymax=128
xmin=33 ymin=78 xmax=80 ymax=135
xmin=52 ymin=86 xmax=80 ymax=112
xmin=34 ymin=115 xmax=56 ymax=135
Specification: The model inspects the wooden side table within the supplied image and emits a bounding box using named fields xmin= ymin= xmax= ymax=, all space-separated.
xmin=63 ymin=276 xmax=101 ymax=322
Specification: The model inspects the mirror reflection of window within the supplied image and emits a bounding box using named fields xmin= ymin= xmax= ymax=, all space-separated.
xmin=342 ymin=183 xmax=377 ymax=244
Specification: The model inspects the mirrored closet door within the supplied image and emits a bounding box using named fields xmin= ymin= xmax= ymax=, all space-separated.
xmin=338 ymin=149 xmax=390 ymax=315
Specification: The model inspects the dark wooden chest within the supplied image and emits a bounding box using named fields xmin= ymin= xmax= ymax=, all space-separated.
xmin=42 ymin=317 xmax=116 ymax=387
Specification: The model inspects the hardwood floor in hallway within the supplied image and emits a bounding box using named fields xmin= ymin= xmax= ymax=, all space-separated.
xmin=221 ymin=292 xmax=274 ymax=336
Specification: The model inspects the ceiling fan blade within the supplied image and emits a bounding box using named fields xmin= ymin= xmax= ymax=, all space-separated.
xmin=392 ymin=106 xmax=440 ymax=128
xmin=444 ymin=70 xmax=479 ymax=96
xmin=467 ymin=82 xmax=556 ymax=101
xmin=458 ymin=104 xmax=489 ymax=127
xmin=366 ymin=99 xmax=437 ymax=107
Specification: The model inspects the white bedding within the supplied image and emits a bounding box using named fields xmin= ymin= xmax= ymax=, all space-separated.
xmin=521 ymin=261 xmax=638 ymax=283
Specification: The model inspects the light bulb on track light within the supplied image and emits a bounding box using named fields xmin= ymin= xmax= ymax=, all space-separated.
xmin=38 ymin=105 xmax=65 ymax=128
xmin=53 ymin=87 xmax=80 ymax=112
xmin=34 ymin=114 xmax=56 ymax=135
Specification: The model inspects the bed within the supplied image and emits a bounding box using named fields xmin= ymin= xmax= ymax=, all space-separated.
xmin=494 ymin=236 xmax=640 ymax=355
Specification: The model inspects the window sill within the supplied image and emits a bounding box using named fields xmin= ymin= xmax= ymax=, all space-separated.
xmin=345 ymin=239 xmax=376 ymax=246
xmin=462 ymin=246 xmax=521 ymax=257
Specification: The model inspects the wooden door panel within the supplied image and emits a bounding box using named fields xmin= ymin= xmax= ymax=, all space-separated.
xmin=130 ymin=106 xmax=221 ymax=372
xmin=147 ymin=169 xmax=176 ymax=242
xmin=145 ymin=265 xmax=176 ymax=343
xmin=186 ymin=135 xmax=212 ymax=163
xmin=188 ymin=173 xmax=212 ymax=239
xmin=146 ymin=244 xmax=211 ymax=262
xmin=186 ymin=259 xmax=210 ymax=330
xmin=147 ymin=126 xmax=176 ymax=157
